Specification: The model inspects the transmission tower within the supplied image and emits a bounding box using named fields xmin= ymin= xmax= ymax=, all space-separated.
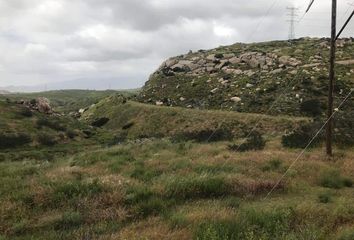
xmin=287 ymin=7 xmax=299 ymax=40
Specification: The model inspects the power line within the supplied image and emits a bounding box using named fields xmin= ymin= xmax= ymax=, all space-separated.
xmin=264 ymin=89 xmax=353 ymax=200
xmin=246 ymin=0 xmax=281 ymax=42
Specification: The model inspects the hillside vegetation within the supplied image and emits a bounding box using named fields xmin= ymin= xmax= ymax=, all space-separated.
xmin=1 ymin=139 xmax=354 ymax=239
xmin=81 ymin=94 xmax=308 ymax=142
xmin=138 ymin=38 xmax=354 ymax=116
xmin=3 ymin=89 xmax=139 ymax=113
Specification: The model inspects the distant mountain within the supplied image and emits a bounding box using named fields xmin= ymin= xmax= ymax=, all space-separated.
xmin=0 ymin=90 xmax=10 ymax=95
xmin=0 ymin=77 xmax=142 ymax=93
xmin=138 ymin=37 xmax=354 ymax=116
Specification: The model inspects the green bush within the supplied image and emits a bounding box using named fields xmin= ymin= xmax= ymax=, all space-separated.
xmin=164 ymin=176 xmax=228 ymax=200
xmin=214 ymin=53 xmax=224 ymax=59
xmin=65 ymin=129 xmax=78 ymax=139
xmin=18 ymin=107 xmax=33 ymax=118
xmin=333 ymin=111 xmax=354 ymax=147
xmin=37 ymin=133 xmax=57 ymax=146
xmin=134 ymin=197 xmax=168 ymax=218
xmin=172 ymin=128 xmax=233 ymax=143
xmin=262 ymin=159 xmax=282 ymax=172
xmin=319 ymin=170 xmax=353 ymax=189
xmin=300 ymin=99 xmax=323 ymax=117
xmin=125 ymin=185 xmax=154 ymax=205
xmin=282 ymin=123 xmax=322 ymax=149
xmin=318 ymin=192 xmax=332 ymax=204
xmin=36 ymin=118 xmax=66 ymax=131
xmin=91 ymin=117 xmax=110 ymax=127
xmin=0 ymin=132 xmax=32 ymax=149
xmin=228 ymin=131 xmax=266 ymax=152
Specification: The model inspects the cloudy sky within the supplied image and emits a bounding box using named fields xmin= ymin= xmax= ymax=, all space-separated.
xmin=0 ymin=0 xmax=353 ymax=91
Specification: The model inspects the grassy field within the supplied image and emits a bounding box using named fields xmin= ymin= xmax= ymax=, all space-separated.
xmin=1 ymin=92 xmax=354 ymax=239
xmin=1 ymin=138 xmax=354 ymax=239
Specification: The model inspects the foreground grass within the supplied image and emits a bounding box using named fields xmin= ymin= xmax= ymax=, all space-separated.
xmin=1 ymin=139 xmax=354 ymax=240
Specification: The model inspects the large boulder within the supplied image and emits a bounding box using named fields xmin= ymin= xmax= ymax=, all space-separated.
xmin=36 ymin=97 xmax=53 ymax=114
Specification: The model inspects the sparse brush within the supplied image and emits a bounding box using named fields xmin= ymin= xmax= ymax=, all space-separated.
xmin=228 ymin=131 xmax=266 ymax=152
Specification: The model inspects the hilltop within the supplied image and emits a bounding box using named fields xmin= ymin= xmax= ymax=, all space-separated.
xmin=138 ymin=38 xmax=354 ymax=116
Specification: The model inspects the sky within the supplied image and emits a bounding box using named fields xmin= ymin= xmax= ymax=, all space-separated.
xmin=0 ymin=0 xmax=353 ymax=91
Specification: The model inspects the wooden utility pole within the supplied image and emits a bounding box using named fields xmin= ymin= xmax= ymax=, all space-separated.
xmin=326 ymin=0 xmax=337 ymax=157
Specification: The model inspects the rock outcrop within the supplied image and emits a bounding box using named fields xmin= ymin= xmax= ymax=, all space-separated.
xmin=138 ymin=38 xmax=354 ymax=116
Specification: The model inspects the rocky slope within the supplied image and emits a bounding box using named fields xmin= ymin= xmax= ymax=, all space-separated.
xmin=138 ymin=38 xmax=354 ymax=116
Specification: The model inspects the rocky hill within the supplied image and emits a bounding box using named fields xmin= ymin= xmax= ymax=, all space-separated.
xmin=138 ymin=38 xmax=354 ymax=116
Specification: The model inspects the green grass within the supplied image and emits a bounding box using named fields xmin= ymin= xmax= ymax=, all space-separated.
xmin=81 ymin=96 xmax=308 ymax=141
xmin=1 ymin=139 xmax=354 ymax=239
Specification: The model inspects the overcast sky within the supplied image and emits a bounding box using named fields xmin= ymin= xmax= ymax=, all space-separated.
xmin=0 ymin=0 xmax=353 ymax=91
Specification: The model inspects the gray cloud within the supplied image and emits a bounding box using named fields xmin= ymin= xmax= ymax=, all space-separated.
xmin=0 ymin=0 xmax=353 ymax=90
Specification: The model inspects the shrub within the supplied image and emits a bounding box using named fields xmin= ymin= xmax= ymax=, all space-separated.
xmin=0 ymin=132 xmax=32 ymax=149
xmin=65 ymin=129 xmax=78 ymax=139
xmin=36 ymin=118 xmax=66 ymax=131
xmin=134 ymin=197 xmax=168 ymax=218
xmin=18 ymin=107 xmax=33 ymax=118
xmin=333 ymin=111 xmax=354 ymax=147
xmin=228 ymin=131 xmax=265 ymax=152
xmin=300 ymin=99 xmax=323 ymax=117
xmin=37 ymin=133 xmax=57 ymax=146
xmin=173 ymin=128 xmax=233 ymax=143
xmin=319 ymin=170 xmax=353 ymax=189
xmin=262 ymin=159 xmax=282 ymax=172
xmin=125 ymin=185 xmax=154 ymax=205
xmin=318 ymin=192 xmax=332 ymax=204
xmin=282 ymin=123 xmax=322 ymax=149
xmin=215 ymin=53 xmax=224 ymax=59
xmin=91 ymin=117 xmax=110 ymax=127
xmin=122 ymin=122 xmax=134 ymax=130
xmin=168 ymin=213 xmax=189 ymax=229
xmin=54 ymin=211 xmax=83 ymax=230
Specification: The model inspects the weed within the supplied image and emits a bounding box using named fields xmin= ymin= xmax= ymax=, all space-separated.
xmin=228 ymin=131 xmax=265 ymax=152
xmin=54 ymin=211 xmax=83 ymax=230
xmin=37 ymin=133 xmax=57 ymax=146
xmin=318 ymin=192 xmax=332 ymax=204
xmin=172 ymin=128 xmax=233 ymax=143
xmin=164 ymin=175 xmax=228 ymax=199
xmin=51 ymin=179 xmax=105 ymax=205
xmin=262 ymin=159 xmax=282 ymax=172
xmin=36 ymin=118 xmax=66 ymax=131
xmin=129 ymin=163 xmax=162 ymax=182
xmin=339 ymin=229 xmax=354 ymax=240
xmin=224 ymin=196 xmax=242 ymax=209
xmin=124 ymin=185 xmax=154 ymax=205
xmin=134 ymin=197 xmax=168 ymax=218
xmin=319 ymin=170 xmax=353 ymax=189
xmin=0 ymin=132 xmax=32 ymax=149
